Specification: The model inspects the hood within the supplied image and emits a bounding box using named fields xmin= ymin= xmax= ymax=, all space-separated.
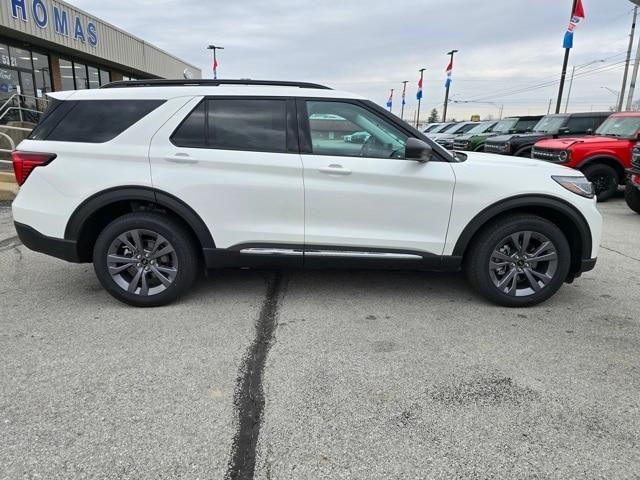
xmin=463 ymin=151 xmax=576 ymax=174
xmin=535 ymin=135 xmax=630 ymax=150
xmin=488 ymin=132 xmax=549 ymax=144
xmin=433 ymin=133 xmax=457 ymax=141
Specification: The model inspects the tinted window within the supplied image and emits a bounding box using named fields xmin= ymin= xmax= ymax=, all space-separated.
xmin=209 ymin=99 xmax=287 ymax=152
xmin=514 ymin=119 xmax=539 ymax=132
xmin=566 ymin=116 xmax=596 ymax=133
xmin=171 ymin=99 xmax=288 ymax=152
xmin=171 ymin=101 xmax=206 ymax=148
xmin=306 ymin=100 xmax=408 ymax=159
xmin=32 ymin=100 xmax=165 ymax=143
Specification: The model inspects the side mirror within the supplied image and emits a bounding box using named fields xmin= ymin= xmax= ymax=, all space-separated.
xmin=559 ymin=127 xmax=570 ymax=134
xmin=586 ymin=128 xmax=594 ymax=135
xmin=406 ymin=138 xmax=433 ymax=162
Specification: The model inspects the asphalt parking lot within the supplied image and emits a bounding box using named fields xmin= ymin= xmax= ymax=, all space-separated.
xmin=1 ymin=197 xmax=639 ymax=479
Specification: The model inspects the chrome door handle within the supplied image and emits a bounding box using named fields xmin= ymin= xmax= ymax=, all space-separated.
xmin=319 ymin=164 xmax=352 ymax=176
xmin=164 ymin=153 xmax=199 ymax=164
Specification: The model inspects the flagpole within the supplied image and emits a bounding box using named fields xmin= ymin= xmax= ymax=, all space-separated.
xmin=207 ymin=45 xmax=224 ymax=80
xmin=416 ymin=68 xmax=426 ymax=128
xmin=443 ymin=50 xmax=458 ymax=123
xmin=400 ymin=81 xmax=408 ymax=121
xmin=388 ymin=88 xmax=394 ymax=112
xmin=555 ymin=0 xmax=578 ymax=114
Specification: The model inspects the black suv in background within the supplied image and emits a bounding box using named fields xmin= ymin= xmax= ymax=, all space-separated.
xmin=484 ymin=112 xmax=611 ymax=158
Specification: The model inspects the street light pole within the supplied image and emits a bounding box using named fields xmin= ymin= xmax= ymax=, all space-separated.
xmin=620 ymin=6 xmax=638 ymax=111
xmin=207 ymin=45 xmax=224 ymax=80
xmin=565 ymin=59 xmax=605 ymax=113
xmin=443 ymin=49 xmax=458 ymax=122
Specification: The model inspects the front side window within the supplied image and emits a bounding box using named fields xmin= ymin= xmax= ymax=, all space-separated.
xmin=171 ymin=98 xmax=288 ymax=153
xmin=533 ymin=116 xmax=568 ymax=134
xmin=566 ymin=116 xmax=596 ymax=133
xmin=306 ymin=101 xmax=408 ymax=159
xmin=514 ymin=118 xmax=539 ymax=132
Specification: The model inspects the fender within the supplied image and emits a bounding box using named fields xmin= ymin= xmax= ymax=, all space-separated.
xmin=514 ymin=145 xmax=534 ymax=157
xmin=452 ymin=194 xmax=592 ymax=261
xmin=64 ymin=186 xmax=215 ymax=249
xmin=575 ymin=154 xmax=625 ymax=176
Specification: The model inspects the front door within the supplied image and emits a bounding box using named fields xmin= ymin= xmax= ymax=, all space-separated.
xmin=298 ymin=99 xmax=456 ymax=262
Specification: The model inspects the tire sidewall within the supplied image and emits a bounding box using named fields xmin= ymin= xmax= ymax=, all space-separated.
xmin=625 ymin=184 xmax=640 ymax=214
xmin=583 ymin=164 xmax=618 ymax=202
xmin=470 ymin=217 xmax=571 ymax=307
xmin=93 ymin=214 xmax=197 ymax=307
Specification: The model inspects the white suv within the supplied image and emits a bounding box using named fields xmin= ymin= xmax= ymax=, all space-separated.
xmin=11 ymin=80 xmax=602 ymax=307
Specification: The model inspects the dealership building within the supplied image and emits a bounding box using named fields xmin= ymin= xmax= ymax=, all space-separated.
xmin=0 ymin=0 xmax=201 ymax=108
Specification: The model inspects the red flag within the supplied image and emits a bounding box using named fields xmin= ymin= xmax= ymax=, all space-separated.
xmin=212 ymin=59 xmax=219 ymax=71
xmin=574 ymin=0 xmax=585 ymax=19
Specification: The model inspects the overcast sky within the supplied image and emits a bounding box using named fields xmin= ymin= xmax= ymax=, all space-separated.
xmin=73 ymin=0 xmax=636 ymax=121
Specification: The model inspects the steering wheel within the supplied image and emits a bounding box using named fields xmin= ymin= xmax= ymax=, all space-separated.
xmin=360 ymin=135 xmax=381 ymax=157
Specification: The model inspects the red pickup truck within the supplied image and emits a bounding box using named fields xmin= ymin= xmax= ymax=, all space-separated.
xmin=532 ymin=112 xmax=640 ymax=201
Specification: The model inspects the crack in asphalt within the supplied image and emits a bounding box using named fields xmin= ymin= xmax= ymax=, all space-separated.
xmin=225 ymin=271 xmax=287 ymax=480
xmin=0 ymin=235 xmax=21 ymax=252
xmin=600 ymin=246 xmax=640 ymax=263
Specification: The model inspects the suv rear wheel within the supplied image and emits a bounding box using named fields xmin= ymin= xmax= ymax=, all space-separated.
xmin=583 ymin=164 xmax=619 ymax=201
xmin=465 ymin=215 xmax=571 ymax=307
xmin=93 ymin=213 xmax=198 ymax=307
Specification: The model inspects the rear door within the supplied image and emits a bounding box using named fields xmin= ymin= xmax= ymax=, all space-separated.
xmin=149 ymin=96 xmax=304 ymax=256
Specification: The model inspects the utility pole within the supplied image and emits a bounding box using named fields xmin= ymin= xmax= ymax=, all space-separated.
xmin=620 ymin=6 xmax=638 ymax=111
xmin=548 ymin=98 xmax=553 ymax=115
xmin=442 ymin=50 xmax=458 ymax=122
xmin=207 ymin=45 xmax=224 ymax=79
xmin=556 ymin=0 xmax=579 ymax=114
xmin=400 ymin=80 xmax=408 ymax=121
xmin=416 ymin=68 xmax=426 ymax=128
xmin=626 ymin=31 xmax=640 ymax=110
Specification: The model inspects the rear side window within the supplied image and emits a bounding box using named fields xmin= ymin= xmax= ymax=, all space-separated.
xmin=30 ymin=100 xmax=165 ymax=143
xmin=171 ymin=98 xmax=288 ymax=153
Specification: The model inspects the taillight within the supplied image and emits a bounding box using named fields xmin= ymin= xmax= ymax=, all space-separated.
xmin=12 ymin=151 xmax=56 ymax=186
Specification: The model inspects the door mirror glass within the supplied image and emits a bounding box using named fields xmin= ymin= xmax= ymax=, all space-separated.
xmin=405 ymin=138 xmax=433 ymax=162
xmin=558 ymin=126 xmax=570 ymax=134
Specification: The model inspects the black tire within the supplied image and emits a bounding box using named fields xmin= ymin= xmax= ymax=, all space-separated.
xmin=464 ymin=214 xmax=571 ymax=308
xmin=582 ymin=164 xmax=619 ymax=202
xmin=516 ymin=148 xmax=532 ymax=158
xmin=93 ymin=213 xmax=198 ymax=307
xmin=625 ymin=183 xmax=640 ymax=214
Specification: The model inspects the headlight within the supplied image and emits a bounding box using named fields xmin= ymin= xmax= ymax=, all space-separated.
xmin=558 ymin=150 xmax=570 ymax=162
xmin=504 ymin=143 xmax=512 ymax=153
xmin=552 ymin=175 xmax=594 ymax=199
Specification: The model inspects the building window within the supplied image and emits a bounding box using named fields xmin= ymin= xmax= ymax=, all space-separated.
xmin=99 ymin=69 xmax=110 ymax=86
xmin=59 ymin=59 xmax=75 ymax=91
xmin=32 ymin=52 xmax=51 ymax=97
xmin=74 ymin=62 xmax=88 ymax=90
xmin=87 ymin=66 xmax=100 ymax=89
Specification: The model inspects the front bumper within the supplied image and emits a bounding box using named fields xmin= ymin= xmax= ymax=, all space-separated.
xmin=14 ymin=222 xmax=80 ymax=263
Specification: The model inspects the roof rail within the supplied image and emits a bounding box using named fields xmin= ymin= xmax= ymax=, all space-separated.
xmin=101 ymin=79 xmax=332 ymax=90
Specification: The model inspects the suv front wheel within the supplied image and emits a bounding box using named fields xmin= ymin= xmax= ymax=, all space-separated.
xmin=93 ymin=213 xmax=198 ymax=307
xmin=465 ymin=215 xmax=571 ymax=307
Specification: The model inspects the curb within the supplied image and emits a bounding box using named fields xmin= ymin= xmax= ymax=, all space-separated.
xmin=0 ymin=172 xmax=17 ymax=202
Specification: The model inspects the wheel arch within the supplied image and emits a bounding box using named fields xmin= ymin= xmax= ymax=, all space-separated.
xmin=576 ymin=155 xmax=626 ymax=184
xmin=514 ymin=145 xmax=534 ymax=157
xmin=65 ymin=186 xmax=215 ymax=262
xmin=453 ymin=195 xmax=593 ymax=275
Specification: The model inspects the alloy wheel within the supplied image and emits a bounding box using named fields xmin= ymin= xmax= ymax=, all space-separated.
xmin=106 ymin=229 xmax=178 ymax=296
xmin=489 ymin=231 xmax=559 ymax=297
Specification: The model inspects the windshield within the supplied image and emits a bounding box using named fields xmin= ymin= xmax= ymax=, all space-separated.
xmin=595 ymin=116 xmax=640 ymax=138
xmin=492 ymin=118 xmax=518 ymax=133
xmin=533 ymin=116 xmax=568 ymax=133
xmin=451 ymin=123 xmax=478 ymax=134
xmin=423 ymin=124 xmax=441 ymax=132
xmin=467 ymin=122 xmax=495 ymax=134
xmin=438 ymin=123 xmax=458 ymax=133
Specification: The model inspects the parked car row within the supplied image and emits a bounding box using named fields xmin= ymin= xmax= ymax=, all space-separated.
xmin=425 ymin=111 xmax=640 ymax=205
xmin=625 ymin=145 xmax=640 ymax=214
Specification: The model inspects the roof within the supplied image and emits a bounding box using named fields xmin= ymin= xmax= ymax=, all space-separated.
xmin=544 ymin=112 xmax=611 ymax=118
xmin=47 ymin=85 xmax=366 ymax=101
